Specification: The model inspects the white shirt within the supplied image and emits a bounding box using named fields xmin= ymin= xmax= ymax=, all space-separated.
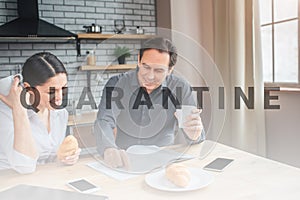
xmin=0 ymin=101 xmax=68 ymax=174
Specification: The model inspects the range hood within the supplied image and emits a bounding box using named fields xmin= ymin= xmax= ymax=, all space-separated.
xmin=0 ymin=0 xmax=76 ymax=41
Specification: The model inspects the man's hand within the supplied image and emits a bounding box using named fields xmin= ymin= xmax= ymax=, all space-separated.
xmin=175 ymin=109 xmax=203 ymax=141
xmin=103 ymin=148 xmax=130 ymax=169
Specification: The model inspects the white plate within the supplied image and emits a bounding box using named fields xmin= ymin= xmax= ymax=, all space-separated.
xmin=145 ymin=167 xmax=214 ymax=192
xmin=126 ymin=145 xmax=160 ymax=155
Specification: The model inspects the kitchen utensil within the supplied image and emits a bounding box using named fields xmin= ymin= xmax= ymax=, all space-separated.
xmin=83 ymin=24 xmax=102 ymax=33
xmin=114 ymin=20 xmax=125 ymax=34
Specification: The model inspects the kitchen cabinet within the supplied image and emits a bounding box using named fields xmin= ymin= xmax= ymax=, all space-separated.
xmin=67 ymin=111 xmax=98 ymax=154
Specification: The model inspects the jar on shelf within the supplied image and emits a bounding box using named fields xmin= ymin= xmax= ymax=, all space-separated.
xmin=136 ymin=26 xmax=144 ymax=34
xmin=86 ymin=50 xmax=96 ymax=66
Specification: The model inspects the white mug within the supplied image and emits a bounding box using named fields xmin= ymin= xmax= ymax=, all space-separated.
xmin=176 ymin=105 xmax=197 ymax=128
xmin=0 ymin=74 xmax=23 ymax=96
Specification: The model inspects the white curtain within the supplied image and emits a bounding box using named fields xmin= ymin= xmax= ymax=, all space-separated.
xmin=213 ymin=0 xmax=266 ymax=156
xmin=170 ymin=0 xmax=266 ymax=156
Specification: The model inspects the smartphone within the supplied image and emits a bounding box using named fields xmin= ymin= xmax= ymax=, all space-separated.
xmin=67 ymin=179 xmax=100 ymax=193
xmin=203 ymin=158 xmax=234 ymax=172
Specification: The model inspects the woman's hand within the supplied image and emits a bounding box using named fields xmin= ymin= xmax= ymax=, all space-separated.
xmin=0 ymin=76 xmax=24 ymax=110
xmin=60 ymin=148 xmax=81 ymax=165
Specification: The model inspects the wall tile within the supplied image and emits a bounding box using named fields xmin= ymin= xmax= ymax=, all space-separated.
xmin=0 ymin=0 xmax=156 ymax=108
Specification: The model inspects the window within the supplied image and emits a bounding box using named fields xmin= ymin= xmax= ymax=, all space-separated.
xmin=259 ymin=0 xmax=299 ymax=84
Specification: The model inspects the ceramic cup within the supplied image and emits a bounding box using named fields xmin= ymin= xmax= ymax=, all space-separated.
xmin=176 ymin=105 xmax=197 ymax=128
xmin=0 ymin=74 xmax=23 ymax=96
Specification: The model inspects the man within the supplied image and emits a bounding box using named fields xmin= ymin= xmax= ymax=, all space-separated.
xmin=94 ymin=37 xmax=204 ymax=168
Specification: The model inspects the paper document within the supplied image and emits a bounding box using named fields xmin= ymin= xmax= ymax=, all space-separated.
xmin=88 ymin=146 xmax=195 ymax=176
xmin=87 ymin=162 xmax=138 ymax=181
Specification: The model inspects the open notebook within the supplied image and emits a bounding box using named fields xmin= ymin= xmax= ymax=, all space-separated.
xmin=123 ymin=147 xmax=194 ymax=173
xmin=0 ymin=185 xmax=108 ymax=200
xmin=90 ymin=145 xmax=195 ymax=174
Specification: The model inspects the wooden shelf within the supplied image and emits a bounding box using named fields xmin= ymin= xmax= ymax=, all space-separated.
xmin=77 ymin=33 xmax=154 ymax=40
xmin=79 ymin=64 xmax=136 ymax=71
xmin=76 ymin=33 xmax=155 ymax=56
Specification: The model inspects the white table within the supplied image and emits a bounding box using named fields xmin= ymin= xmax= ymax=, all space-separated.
xmin=1 ymin=141 xmax=300 ymax=200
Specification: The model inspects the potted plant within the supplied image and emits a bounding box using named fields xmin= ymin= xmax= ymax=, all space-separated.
xmin=113 ymin=46 xmax=131 ymax=64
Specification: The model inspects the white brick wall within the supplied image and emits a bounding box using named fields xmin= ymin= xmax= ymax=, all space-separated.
xmin=0 ymin=0 xmax=156 ymax=113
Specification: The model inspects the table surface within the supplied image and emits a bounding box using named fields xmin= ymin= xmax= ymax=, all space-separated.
xmin=1 ymin=140 xmax=300 ymax=200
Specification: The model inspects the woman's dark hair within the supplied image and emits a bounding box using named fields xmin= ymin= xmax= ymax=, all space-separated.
xmin=139 ymin=37 xmax=177 ymax=68
xmin=22 ymin=52 xmax=67 ymax=87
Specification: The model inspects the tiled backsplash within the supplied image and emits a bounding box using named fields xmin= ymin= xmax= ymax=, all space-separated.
xmin=0 ymin=0 xmax=156 ymax=113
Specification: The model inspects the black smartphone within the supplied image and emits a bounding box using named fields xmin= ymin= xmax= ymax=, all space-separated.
xmin=67 ymin=179 xmax=100 ymax=193
xmin=203 ymin=158 xmax=234 ymax=172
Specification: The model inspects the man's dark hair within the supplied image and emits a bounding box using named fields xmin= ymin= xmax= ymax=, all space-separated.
xmin=139 ymin=37 xmax=177 ymax=68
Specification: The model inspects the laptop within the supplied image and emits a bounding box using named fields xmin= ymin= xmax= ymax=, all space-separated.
xmin=0 ymin=184 xmax=108 ymax=200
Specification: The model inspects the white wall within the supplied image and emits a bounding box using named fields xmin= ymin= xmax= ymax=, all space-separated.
xmin=169 ymin=0 xmax=300 ymax=168
xmin=265 ymin=91 xmax=300 ymax=168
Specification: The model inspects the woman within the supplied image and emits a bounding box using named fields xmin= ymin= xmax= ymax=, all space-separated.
xmin=0 ymin=52 xmax=80 ymax=174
